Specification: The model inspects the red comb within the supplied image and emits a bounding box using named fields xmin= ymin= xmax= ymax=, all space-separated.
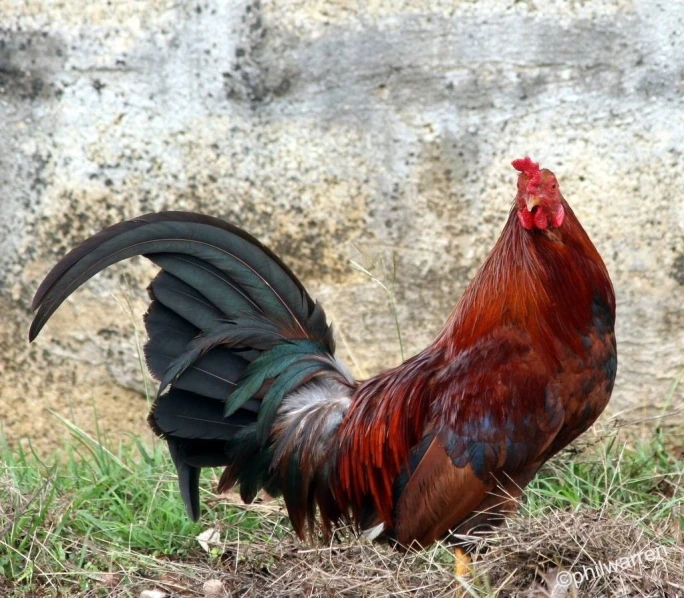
xmin=512 ymin=157 xmax=541 ymax=194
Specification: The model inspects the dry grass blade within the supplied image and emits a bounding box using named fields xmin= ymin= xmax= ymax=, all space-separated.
xmin=475 ymin=506 xmax=684 ymax=597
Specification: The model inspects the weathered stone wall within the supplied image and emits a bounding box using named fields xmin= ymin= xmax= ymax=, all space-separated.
xmin=1 ymin=0 xmax=683 ymax=450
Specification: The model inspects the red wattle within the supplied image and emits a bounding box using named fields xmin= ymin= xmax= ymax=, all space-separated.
xmin=518 ymin=209 xmax=535 ymax=230
xmin=534 ymin=208 xmax=549 ymax=230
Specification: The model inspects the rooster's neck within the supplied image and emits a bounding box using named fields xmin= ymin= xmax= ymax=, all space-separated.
xmin=438 ymin=202 xmax=615 ymax=367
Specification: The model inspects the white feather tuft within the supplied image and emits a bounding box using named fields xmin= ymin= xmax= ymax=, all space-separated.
xmin=362 ymin=522 xmax=386 ymax=541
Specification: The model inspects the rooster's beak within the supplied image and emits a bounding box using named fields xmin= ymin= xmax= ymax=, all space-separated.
xmin=525 ymin=195 xmax=541 ymax=211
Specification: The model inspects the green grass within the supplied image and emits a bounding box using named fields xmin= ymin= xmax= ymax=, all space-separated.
xmin=0 ymin=422 xmax=283 ymax=597
xmin=0 ymin=420 xmax=682 ymax=597
xmin=526 ymin=429 xmax=683 ymax=525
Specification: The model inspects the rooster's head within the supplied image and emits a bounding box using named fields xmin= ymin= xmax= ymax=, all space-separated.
xmin=512 ymin=157 xmax=565 ymax=231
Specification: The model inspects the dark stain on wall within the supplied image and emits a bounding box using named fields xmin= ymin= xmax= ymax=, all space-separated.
xmin=0 ymin=30 xmax=65 ymax=101
xmin=672 ymin=253 xmax=684 ymax=286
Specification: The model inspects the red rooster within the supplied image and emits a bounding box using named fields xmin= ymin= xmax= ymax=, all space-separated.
xmin=30 ymin=158 xmax=616 ymax=554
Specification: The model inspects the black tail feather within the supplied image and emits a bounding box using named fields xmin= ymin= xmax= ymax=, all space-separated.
xmin=149 ymin=254 xmax=259 ymax=322
xmin=167 ymin=437 xmax=202 ymax=522
xmin=148 ymin=270 xmax=227 ymax=332
xmin=145 ymin=303 xmax=247 ymax=400
xmin=150 ymin=389 xmax=255 ymax=440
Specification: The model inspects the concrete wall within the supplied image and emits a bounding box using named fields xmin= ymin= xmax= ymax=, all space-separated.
xmin=1 ymin=0 xmax=683 ymax=450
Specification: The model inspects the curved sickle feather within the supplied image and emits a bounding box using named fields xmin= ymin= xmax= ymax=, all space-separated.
xmin=30 ymin=212 xmax=319 ymax=343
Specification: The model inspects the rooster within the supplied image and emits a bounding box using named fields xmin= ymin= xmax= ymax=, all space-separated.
xmin=30 ymin=158 xmax=616 ymax=559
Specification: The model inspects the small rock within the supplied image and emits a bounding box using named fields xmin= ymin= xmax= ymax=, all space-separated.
xmin=203 ymin=579 xmax=226 ymax=597
xmin=140 ymin=590 xmax=167 ymax=598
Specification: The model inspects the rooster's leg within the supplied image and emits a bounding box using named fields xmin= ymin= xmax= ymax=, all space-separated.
xmin=453 ymin=547 xmax=473 ymax=597
xmin=454 ymin=547 xmax=472 ymax=577
xmin=454 ymin=546 xmax=473 ymax=598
